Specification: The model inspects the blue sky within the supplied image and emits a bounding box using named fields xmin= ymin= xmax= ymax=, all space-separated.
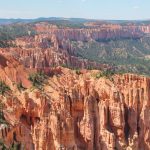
xmin=0 ymin=0 xmax=149 ymax=20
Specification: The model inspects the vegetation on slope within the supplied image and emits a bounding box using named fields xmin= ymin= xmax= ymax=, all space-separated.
xmin=0 ymin=103 xmax=8 ymax=125
xmin=16 ymin=81 xmax=26 ymax=92
xmin=28 ymin=71 xmax=47 ymax=90
xmin=95 ymin=69 xmax=115 ymax=79
xmin=72 ymin=37 xmax=150 ymax=75
xmin=0 ymin=24 xmax=36 ymax=47
xmin=45 ymin=20 xmax=86 ymax=28
xmin=0 ymin=140 xmax=21 ymax=150
xmin=0 ymin=81 xmax=11 ymax=96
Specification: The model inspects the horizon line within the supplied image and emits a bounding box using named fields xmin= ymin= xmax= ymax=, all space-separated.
xmin=0 ymin=17 xmax=150 ymax=21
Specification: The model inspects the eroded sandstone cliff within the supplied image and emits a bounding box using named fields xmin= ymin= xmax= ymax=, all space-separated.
xmin=0 ymin=55 xmax=150 ymax=150
xmin=2 ymin=22 xmax=150 ymax=71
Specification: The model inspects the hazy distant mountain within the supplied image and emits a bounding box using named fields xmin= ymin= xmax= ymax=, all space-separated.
xmin=0 ymin=17 xmax=150 ymax=25
xmin=0 ymin=17 xmax=94 ymax=25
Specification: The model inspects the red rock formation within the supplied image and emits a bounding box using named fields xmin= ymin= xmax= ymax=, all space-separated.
xmin=2 ymin=33 xmax=109 ymax=70
xmin=0 ymin=61 xmax=149 ymax=150
xmin=0 ymin=52 xmax=31 ymax=88
xmin=1 ymin=22 xmax=150 ymax=149
xmin=0 ymin=22 xmax=149 ymax=72
xmin=3 ymin=22 xmax=149 ymax=71
xmin=35 ymin=23 xmax=150 ymax=41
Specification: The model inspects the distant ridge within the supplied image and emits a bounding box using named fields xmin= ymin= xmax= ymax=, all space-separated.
xmin=0 ymin=17 xmax=150 ymax=25
xmin=0 ymin=17 xmax=95 ymax=25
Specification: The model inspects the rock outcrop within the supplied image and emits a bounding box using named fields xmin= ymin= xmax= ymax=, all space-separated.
xmin=35 ymin=23 xmax=150 ymax=41
xmin=0 ymin=52 xmax=31 ymax=88
xmin=2 ymin=33 xmax=109 ymax=70
xmin=0 ymin=57 xmax=150 ymax=150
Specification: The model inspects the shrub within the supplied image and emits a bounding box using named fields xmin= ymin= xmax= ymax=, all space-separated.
xmin=0 ymin=81 xmax=11 ymax=96
xmin=17 ymin=81 xmax=26 ymax=92
xmin=0 ymin=140 xmax=7 ymax=150
xmin=95 ymin=69 xmax=115 ymax=81
xmin=0 ymin=103 xmax=8 ymax=125
xmin=10 ymin=142 xmax=21 ymax=150
xmin=28 ymin=71 xmax=47 ymax=89
xmin=0 ymin=140 xmax=21 ymax=150
xmin=75 ymin=69 xmax=82 ymax=75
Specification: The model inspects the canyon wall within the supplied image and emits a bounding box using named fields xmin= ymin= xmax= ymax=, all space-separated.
xmin=5 ymin=22 xmax=149 ymax=70
xmin=0 ymin=57 xmax=150 ymax=150
xmin=35 ymin=23 xmax=150 ymax=41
